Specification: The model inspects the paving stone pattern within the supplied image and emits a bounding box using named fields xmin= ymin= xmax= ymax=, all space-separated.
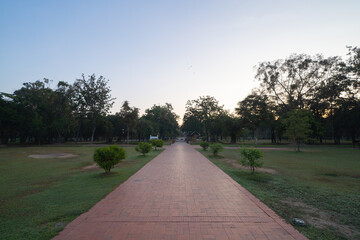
xmin=53 ymin=142 xmax=307 ymax=240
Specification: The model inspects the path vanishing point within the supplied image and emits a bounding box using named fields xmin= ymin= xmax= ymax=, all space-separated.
xmin=53 ymin=142 xmax=307 ymax=240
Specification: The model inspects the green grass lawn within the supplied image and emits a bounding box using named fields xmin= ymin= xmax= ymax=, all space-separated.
xmin=199 ymin=146 xmax=360 ymax=240
xmin=0 ymin=145 xmax=162 ymax=240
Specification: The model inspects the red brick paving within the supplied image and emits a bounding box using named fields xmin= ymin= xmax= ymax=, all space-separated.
xmin=53 ymin=142 xmax=307 ymax=240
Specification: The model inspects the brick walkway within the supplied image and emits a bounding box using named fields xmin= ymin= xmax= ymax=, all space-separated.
xmin=53 ymin=142 xmax=307 ymax=240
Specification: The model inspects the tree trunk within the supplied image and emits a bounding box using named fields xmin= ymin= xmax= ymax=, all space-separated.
xmin=254 ymin=127 xmax=259 ymax=145
xmin=20 ymin=134 xmax=26 ymax=144
xmin=56 ymin=128 xmax=62 ymax=143
xmin=230 ymin=133 xmax=236 ymax=143
xmin=127 ymin=129 xmax=130 ymax=144
xmin=0 ymin=132 xmax=9 ymax=145
xmin=271 ymin=128 xmax=276 ymax=144
xmin=296 ymin=140 xmax=300 ymax=151
xmin=75 ymin=121 xmax=81 ymax=144
xmin=91 ymin=126 xmax=96 ymax=144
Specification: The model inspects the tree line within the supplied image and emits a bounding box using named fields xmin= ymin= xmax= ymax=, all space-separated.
xmin=1 ymin=46 xmax=359 ymax=145
xmin=182 ymin=46 xmax=360 ymax=145
xmin=0 ymin=74 xmax=179 ymax=144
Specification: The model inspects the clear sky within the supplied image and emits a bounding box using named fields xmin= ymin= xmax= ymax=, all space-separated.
xmin=1 ymin=0 xmax=359 ymax=121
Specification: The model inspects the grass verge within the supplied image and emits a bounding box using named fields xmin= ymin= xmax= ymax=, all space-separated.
xmin=0 ymin=145 xmax=162 ymax=240
xmin=198 ymin=146 xmax=360 ymax=240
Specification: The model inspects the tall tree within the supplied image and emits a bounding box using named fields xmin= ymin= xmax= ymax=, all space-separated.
xmin=0 ymin=94 xmax=17 ymax=144
xmin=119 ymin=101 xmax=139 ymax=143
xmin=210 ymin=111 xmax=231 ymax=142
xmin=181 ymin=115 xmax=204 ymax=137
xmin=11 ymin=80 xmax=55 ymax=143
xmin=223 ymin=114 xmax=243 ymax=143
xmin=347 ymin=46 xmax=360 ymax=79
xmin=0 ymin=79 xmax=77 ymax=144
xmin=107 ymin=114 xmax=125 ymax=142
xmin=282 ymin=109 xmax=313 ymax=151
xmin=71 ymin=74 xmax=115 ymax=144
xmin=311 ymin=47 xmax=359 ymax=144
xmin=136 ymin=117 xmax=154 ymax=141
xmin=236 ymin=92 xmax=274 ymax=144
xmin=185 ymin=96 xmax=223 ymax=141
xmin=53 ymin=81 xmax=76 ymax=142
xmin=143 ymin=103 xmax=179 ymax=139
xmin=255 ymin=54 xmax=340 ymax=111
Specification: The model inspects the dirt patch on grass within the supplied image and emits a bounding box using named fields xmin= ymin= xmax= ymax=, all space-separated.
xmin=221 ymin=158 xmax=277 ymax=174
xmin=258 ymin=147 xmax=318 ymax=152
xmin=28 ymin=153 xmax=77 ymax=159
xmin=255 ymin=147 xmax=292 ymax=151
xmin=224 ymin=146 xmax=317 ymax=152
xmin=282 ymin=198 xmax=360 ymax=239
xmin=82 ymin=163 xmax=99 ymax=170
xmin=223 ymin=146 xmax=290 ymax=150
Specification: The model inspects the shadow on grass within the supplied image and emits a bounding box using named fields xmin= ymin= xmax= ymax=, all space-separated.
xmin=208 ymin=154 xmax=225 ymax=159
xmin=91 ymin=171 xmax=119 ymax=179
xmin=230 ymin=169 xmax=273 ymax=183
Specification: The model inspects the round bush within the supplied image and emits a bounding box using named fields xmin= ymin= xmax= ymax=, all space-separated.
xmin=200 ymin=141 xmax=210 ymax=150
xmin=150 ymin=139 xmax=164 ymax=150
xmin=210 ymin=143 xmax=224 ymax=156
xmin=240 ymin=148 xmax=263 ymax=174
xmin=135 ymin=142 xmax=153 ymax=155
xmin=94 ymin=145 xmax=126 ymax=174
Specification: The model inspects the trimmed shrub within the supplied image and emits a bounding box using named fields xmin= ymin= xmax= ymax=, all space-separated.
xmin=240 ymin=148 xmax=263 ymax=174
xmin=150 ymin=139 xmax=164 ymax=150
xmin=200 ymin=141 xmax=210 ymax=151
xmin=94 ymin=145 xmax=126 ymax=174
xmin=210 ymin=143 xmax=224 ymax=156
xmin=135 ymin=142 xmax=153 ymax=155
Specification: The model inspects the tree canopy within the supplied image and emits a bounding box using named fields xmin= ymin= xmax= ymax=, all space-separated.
xmin=72 ymin=74 xmax=115 ymax=144
xmin=184 ymin=96 xmax=224 ymax=141
xmin=143 ymin=103 xmax=179 ymax=139
xmin=1 ymin=46 xmax=359 ymax=146
xmin=119 ymin=101 xmax=139 ymax=143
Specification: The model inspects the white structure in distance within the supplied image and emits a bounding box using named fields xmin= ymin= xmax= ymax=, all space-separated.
xmin=149 ymin=135 xmax=158 ymax=140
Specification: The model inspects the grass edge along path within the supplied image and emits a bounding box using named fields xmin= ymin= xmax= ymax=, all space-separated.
xmin=0 ymin=146 xmax=163 ymax=240
xmin=197 ymin=147 xmax=360 ymax=240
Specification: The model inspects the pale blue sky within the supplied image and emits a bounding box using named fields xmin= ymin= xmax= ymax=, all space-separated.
xmin=1 ymin=0 xmax=359 ymax=120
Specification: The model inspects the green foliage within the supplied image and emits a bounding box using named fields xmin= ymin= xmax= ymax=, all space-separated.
xmin=282 ymin=109 xmax=313 ymax=151
xmin=347 ymin=46 xmax=360 ymax=76
xmin=72 ymin=74 xmax=115 ymax=144
xmin=200 ymin=141 xmax=210 ymax=150
xmin=136 ymin=117 xmax=154 ymax=141
xmin=236 ymin=92 xmax=274 ymax=144
xmin=150 ymin=139 xmax=164 ymax=150
xmin=236 ymin=93 xmax=273 ymax=131
xmin=185 ymin=96 xmax=224 ymax=141
xmin=135 ymin=142 xmax=153 ymax=155
xmin=181 ymin=115 xmax=204 ymax=137
xmin=119 ymin=101 xmax=139 ymax=143
xmin=255 ymin=54 xmax=340 ymax=110
xmin=240 ymin=148 xmax=264 ymax=174
xmin=1 ymin=46 xmax=359 ymax=146
xmin=143 ymin=103 xmax=179 ymax=139
xmin=209 ymin=143 xmax=224 ymax=156
xmin=93 ymin=145 xmax=126 ymax=173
